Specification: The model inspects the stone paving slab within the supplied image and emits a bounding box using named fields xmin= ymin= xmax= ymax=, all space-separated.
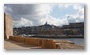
xmin=4 ymin=40 xmax=41 ymax=49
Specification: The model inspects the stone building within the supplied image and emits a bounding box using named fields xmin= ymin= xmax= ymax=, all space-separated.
xmin=4 ymin=13 xmax=13 ymax=39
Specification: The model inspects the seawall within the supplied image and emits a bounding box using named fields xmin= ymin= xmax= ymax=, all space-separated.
xmin=9 ymin=36 xmax=84 ymax=49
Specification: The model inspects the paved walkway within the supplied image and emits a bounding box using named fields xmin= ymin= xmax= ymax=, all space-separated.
xmin=4 ymin=40 xmax=41 ymax=49
xmin=4 ymin=40 xmax=84 ymax=49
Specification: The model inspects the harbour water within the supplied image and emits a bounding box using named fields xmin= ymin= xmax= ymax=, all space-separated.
xmin=42 ymin=38 xmax=84 ymax=46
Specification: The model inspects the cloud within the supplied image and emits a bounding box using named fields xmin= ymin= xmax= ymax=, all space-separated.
xmin=4 ymin=4 xmax=55 ymax=27
xmin=65 ymin=4 xmax=84 ymax=23
xmin=4 ymin=4 xmax=84 ymax=27
xmin=58 ymin=4 xmax=72 ymax=8
xmin=53 ymin=4 xmax=84 ymax=23
xmin=40 ymin=15 xmax=69 ymax=26
xmin=13 ymin=18 xmax=33 ymax=27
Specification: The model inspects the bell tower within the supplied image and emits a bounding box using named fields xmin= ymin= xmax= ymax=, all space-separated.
xmin=44 ymin=21 xmax=48 ymax=25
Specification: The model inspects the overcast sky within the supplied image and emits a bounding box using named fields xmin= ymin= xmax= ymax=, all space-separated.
xmin=4 ymin=4 xmax=84 ymax=27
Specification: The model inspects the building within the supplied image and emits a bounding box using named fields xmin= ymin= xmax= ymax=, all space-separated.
xmin=62 ymin=22 xmax=84 ymax=35
xmin=13 ymin=22 xmax=84 ymax=37
xmin=63 ymin=22 xmax=84 ymax=29
xmin=4 ymin=13 xmax=13 ymax=39
xmin=13 ymin=22 xmax=59 ymax=36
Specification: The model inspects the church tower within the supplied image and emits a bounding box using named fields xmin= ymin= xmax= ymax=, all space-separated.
xmin=44 ymin=22 xmax=48 ymax=25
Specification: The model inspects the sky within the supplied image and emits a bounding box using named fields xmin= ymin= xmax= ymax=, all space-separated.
xmin=4 ymin=4 xmax=84 ymax=27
